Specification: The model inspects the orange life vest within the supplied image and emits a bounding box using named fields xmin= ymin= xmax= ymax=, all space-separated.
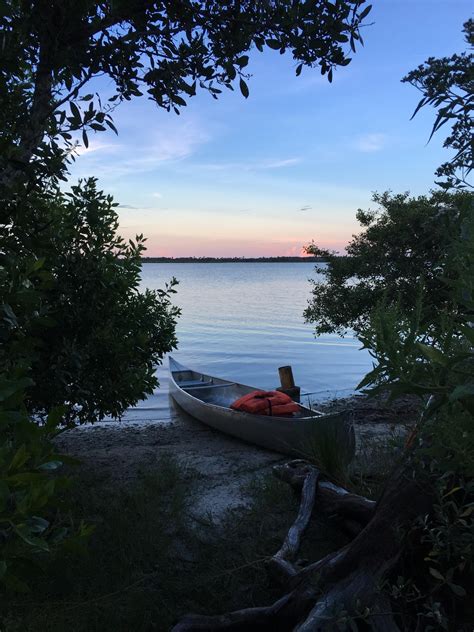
xmin=230 ymin=390 xmax=299 ymax=417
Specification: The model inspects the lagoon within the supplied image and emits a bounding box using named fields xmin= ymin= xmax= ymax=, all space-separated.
xmin=122 ymin=262 xmax=372 ymax=423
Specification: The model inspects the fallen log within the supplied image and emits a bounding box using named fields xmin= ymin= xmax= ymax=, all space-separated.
xmin=172 ymin=586 xmax=318 ymax=632
xmin=274 ymin=460 xmax=376 ymax=530
xmin=173 ymin=457 xmax=435 ymax=631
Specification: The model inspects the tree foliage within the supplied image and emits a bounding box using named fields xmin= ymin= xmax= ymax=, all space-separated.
xmin=0 ymin=0 xmax=372 ymax=195
xmin=0 ymin=260 xmax=92 ymax=592
xmin=402 ymin=18 xmax=473 ymax=189
xmin=304 ymin=190 xmax=472 ymax=336
xmin=356 ymin=202 xmax=474 ymax=415
xmin=305 ymin=21 xmax=474 ymax=625
xmin=355 ymin=193 xmax=474 ymax=630
xmin=4 ymin=179 xmax=180 ymax=423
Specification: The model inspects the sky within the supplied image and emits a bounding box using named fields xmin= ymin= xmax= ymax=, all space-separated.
xmin=69 ymin=0 xmax=471 ymax=257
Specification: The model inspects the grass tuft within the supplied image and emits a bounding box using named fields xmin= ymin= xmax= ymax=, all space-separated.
xmin=2 ymin=456 xmax=350 ymax=632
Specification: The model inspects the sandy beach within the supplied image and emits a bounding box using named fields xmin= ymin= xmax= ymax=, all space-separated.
xmin=54 ymin=395 xmax=418 ymax=521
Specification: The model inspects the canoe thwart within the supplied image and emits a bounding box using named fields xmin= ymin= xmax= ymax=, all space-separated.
xmin=185 ymin=382 xmax=237 ymax=390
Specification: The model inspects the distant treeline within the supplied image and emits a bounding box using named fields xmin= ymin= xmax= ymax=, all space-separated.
xmin=141 ymin=256 xmax=328 ymax=263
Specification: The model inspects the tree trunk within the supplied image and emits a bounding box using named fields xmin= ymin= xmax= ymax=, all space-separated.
xmin=0 ymin=7 xmax=54 ymax=193
xmin=172 ymin=458 xmax=434 ymax=632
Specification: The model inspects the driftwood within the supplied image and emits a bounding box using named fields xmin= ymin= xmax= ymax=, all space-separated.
xmin=274 ymin=460 xmax=376 ymax=531
xmin=172 ymin=458 xmax=434 ymax=631
xmin=268 ymin=467 xmax=319 ymax=583
xmin=173 ymin=586 xmax=318 ymax=632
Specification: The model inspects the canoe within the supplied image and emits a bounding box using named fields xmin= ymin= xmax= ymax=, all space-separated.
xmin=169 ymin=357 xmax=355 ymax=461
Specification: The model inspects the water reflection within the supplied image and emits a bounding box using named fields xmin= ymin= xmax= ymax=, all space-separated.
xmin=121 ymin=262 xmax=372 ymax=423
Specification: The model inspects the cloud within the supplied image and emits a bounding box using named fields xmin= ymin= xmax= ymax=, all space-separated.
xmin=197 ymin=156 xmax=302 ymax=172
xmin=73 ymin=138 xmax=120 ymax=157
xmin=152 ymin=192 xmax=163 ymax=198
xmin=262 ymin=157 xmax=301 ymax=169
xmin=355 ymin=133 xmax=387 ymax=153
xmin=72 ymin=119 xmax=210 ymax=179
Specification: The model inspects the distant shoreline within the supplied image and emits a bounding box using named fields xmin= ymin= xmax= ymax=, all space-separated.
xmin=141 ymin=256 xmax=327 ymax=264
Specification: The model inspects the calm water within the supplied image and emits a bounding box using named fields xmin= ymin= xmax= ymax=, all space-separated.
xmin=122 ymin=262 xmax=372 ymax=422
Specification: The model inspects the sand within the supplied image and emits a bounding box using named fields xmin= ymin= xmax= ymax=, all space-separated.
xmin=54 ymin=395 xmax=418 ymax=521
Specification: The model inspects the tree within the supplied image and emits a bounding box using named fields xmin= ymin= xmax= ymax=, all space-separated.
xmin=304 ymin=190 xmax=471 ymax=336
xmin=26 ymin=179 xmax=179 ymax=423
xmin=402 ymin=19 xmax=473 ymax=190
xmin=0 ymin=0 xmax=372 ymax=197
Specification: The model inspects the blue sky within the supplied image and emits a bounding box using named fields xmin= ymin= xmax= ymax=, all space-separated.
xmin=69 ymin=0 xmax=471 ymax=256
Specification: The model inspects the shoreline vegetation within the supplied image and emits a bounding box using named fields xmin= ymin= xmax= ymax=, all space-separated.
xmin=141 ymin=256 xmax=328 ymax=264
xmin=8 ymin=393 xmax=417 ymax=632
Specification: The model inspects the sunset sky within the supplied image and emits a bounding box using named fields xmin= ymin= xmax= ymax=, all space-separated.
xmin=69 ymin=0 xmax=470 ymax=257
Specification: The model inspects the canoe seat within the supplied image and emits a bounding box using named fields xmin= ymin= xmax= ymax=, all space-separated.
xmin=178 ymin=379 xmax=213 ymax=387
xmin=184 ymin=382 xmax=236 ymax=390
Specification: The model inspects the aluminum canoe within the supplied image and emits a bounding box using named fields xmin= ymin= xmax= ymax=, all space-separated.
xmin=168 ymin=357 xmax=355 ymax=460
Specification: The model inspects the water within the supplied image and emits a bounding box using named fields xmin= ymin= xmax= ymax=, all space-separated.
xmin=122 ymin=262 xmax=373 ymax=422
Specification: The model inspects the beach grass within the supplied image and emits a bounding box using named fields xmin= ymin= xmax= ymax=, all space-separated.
xmin=3 ymin=455 xmax=348 ymax=632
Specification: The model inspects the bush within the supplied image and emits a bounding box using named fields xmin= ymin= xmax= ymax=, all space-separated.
xmin=2 ymin=178 xmax=180 ymax=423
xmin=0 ymin=377 xmax=92 ymax=592
xmin=304 ymin=190 xmax=472 ymax=337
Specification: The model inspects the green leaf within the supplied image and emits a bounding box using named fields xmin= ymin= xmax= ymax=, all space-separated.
xmin=82 ymin=129 xmax=89 ymax=148
xmin=449 ymin=583 xmax=466 ymax=597
xmin=105 ymin=119 xmax=118 ymax=134
xmin=449 ymin=384 xmax=474 ymax=403
xmin=14 ymin=525 xmax=50 ymax=552
xmin=173 ymin=95 xmax=187 ymax=107
xmin=6 ymin=472 xmax=43 ymax=484
xmin=442 ymin=486 xmax=461 ymax=499
xmin=459 ymin=325 xmax=474 ymax=345
xmin=9 ymin=445 xmax=29 ymax=471
xmin=45 ymin=406 xmax=66 ymax=431
xmin=0 ymin=377 xmax=34 ymax=402
xmin=1 ymin=304 xmax=17 ymax=327
xmin=37 ymin=460 xmax=62 ymax=471
xmin=266 ymin=39 xmax=281 ymax=50
xmin=429 ymin=567 xmax=444 ymax=581
xmin=416 ymin=343 xmax=448 ymax=366
xmin=0 ymin=411 xmax=25 ymax=424
xmin=359 ymin=4 xmax=373 ymax=20
xmin=356 ymin=365 xmax=381 ymax=390
xmin=0 ymin=482 xmax=9 ymax=512
xmin=27 ymin=257 xmax=45 ymax=273
xmin=239 ymin=78 xmax=249 ymax=98
xmin=27 ymin=516 xmax=50 ymax=534
xmin=70 ymin=101 xmax=81 ymax=121
xmin=3 ymin=573 xmax=30 ymax=593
